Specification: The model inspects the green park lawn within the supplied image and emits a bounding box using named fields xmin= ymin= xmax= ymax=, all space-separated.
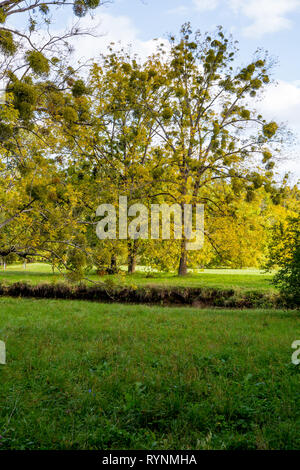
xmin=0 ymin=263 xmax=275 ymax=291
xmin=0 ymin=297 xmax=299 ymax=450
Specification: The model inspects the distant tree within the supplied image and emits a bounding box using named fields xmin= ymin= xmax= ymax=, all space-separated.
xmin=142 ymin=23 xmax=283 ymax=275
xmin=63 ymin=49 xmax=162 ymax=274
xmin=266 ymin=215 xmax=300 ymax=305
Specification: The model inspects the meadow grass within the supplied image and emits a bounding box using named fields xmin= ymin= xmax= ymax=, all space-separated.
xmin=0 ymin=297 xmax=299 ymax=450
xmin=0 ymin=263 xmax=275 ymax=291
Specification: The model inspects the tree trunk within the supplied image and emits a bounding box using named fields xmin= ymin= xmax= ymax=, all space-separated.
xmin=128 ymin=240 xmax=137 ymax=274
xmin=109 ymin=254 xmax=118 ymax=274
xmin=178 ymin=239 xmax=188 ymax=276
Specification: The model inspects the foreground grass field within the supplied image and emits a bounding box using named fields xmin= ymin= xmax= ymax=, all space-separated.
xmin=0 ymin=297 xmax=299 ymax=450
xmin=0 ymin=263 xmax=275 ymax=291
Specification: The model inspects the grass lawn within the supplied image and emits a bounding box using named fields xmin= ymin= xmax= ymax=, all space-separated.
xmin=0 ymin=263 xmax=275 ymax=291
xmin=0 ymin=297 xmax=299 ymax=450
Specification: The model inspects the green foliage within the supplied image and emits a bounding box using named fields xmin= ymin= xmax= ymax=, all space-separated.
xmin=0 ymin=9 xmax=7 ymax=24
xmin=72 ymin=0 xmax=99 ymax=17
xmin=27 ymin=183 xmax=46 ymax=201
xmin=0 ymin=0 xmax=104 ymax=152
xmin=73 ymin=1 xmax=86 ymax=17
xmin=161 ymin=107 xmax=173 ymax=120
xmin=39 ymin=4 xmax=49 ymax=14
xmin=62 ymin=106 xmax=78 ymax=123
xmin=0 ymin=122 xmax=13 ymax=141
xmin=8 ymin=79 xmax=38 ymax=121
xmin=72 ymin=79 xmax=88 ymax=97
xmin=25 ymin=51 xmax=50 ymax=76
xmin=0 ymin=29 xmax=17 ymax=55
xmin=266 ymin=216 xmax=300 ymax=305
xmin=263 ymin=122 xmax=279 ymax=138
xmin=86 ymin=0 xmax=101 ymax=8
xmin=66 ymin=234 xmax=88 ymax=281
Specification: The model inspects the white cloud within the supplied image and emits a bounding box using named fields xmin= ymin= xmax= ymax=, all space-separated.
xmin=193 ymin=0 xmax=220 ymax=11
xmin=193 ymin=0 xmax=300 ymax=37
xmin=258 ymin=80 xmax=300 ymax=179
xmin=167 ymin=5 xmax=189 ymax=15
xmin=259 ymin=80 xmax=300 ymax=127
xmin=230 ymin=0 xmax=300 ymax=37
xmin=66 ymin=13 xmax=169 ymax=64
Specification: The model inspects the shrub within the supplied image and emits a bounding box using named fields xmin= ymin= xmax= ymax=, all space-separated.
xmin=265 ymin=215 xmax=300 ymax=306
xmin=0 ymin=281 xmax=285 ymax=308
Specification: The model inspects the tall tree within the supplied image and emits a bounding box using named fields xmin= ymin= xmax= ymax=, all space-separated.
xmin=65 ymin=49 xmax=161 ymax=273
xmin=142 ymin=24 xmax=282 ymax=275
xmin=0 ymin=0 xmax=107 ymax=268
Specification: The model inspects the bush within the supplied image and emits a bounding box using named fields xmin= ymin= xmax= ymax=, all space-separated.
xmin=0 ymin=281 xmax=285 ymax=308
xmin=265 ymin=216 xmax=300 ymax=306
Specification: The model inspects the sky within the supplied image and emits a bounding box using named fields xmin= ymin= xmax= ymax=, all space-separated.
xmin=11 ymin=0 xmax=300 ymax=180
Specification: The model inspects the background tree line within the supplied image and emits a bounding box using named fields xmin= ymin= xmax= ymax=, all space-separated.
xmin=0 ymin=4 xmax=299 ymax=282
